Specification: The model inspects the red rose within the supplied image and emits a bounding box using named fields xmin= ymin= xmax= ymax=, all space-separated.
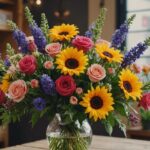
xmin=72 ymin=35 xmax=94 ymax=53
xmin=0 ymin=89 xmax=6 ymax=104
xmin=55 ymin=75 xmax=76 ymax=96
xmin=19 ymin=55 xmax=37 ymax=75
xmin=139 ymin=93 xmax=150 ymax=110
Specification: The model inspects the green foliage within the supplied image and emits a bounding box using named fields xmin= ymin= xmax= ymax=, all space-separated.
xmin=40 ymin=13 xmax=50 ymax=42
xmin=140 ymin=108 xmax=150 ymax=121
xmin=102 ymin=119 xmax=113 ymax=135
xmin=0 ymin=102 xmax=29 ymax=125
xmin=7 ymin=20 xmax=18 ymax=31
xmin=127 ymin=14 xmax=136 ymax=26
xmin=102 ymin=112 xmax=127 ymax=136
xmin=114 ymin=116 xmax=126 ymax=137
xmin=142 ymin=82 xmax=150 ymax=91
xmin=25 ymin=6 xmax=35 ymax=26
xmin=114 ymin=101 xmax=129 ymax=117
xmin=92 ymin=8 xmax=107 ymax=43
xmin=144 ymin=37 xmax=150 ymax=46
xmin=6 ymin=43 xmax=15 ymax=56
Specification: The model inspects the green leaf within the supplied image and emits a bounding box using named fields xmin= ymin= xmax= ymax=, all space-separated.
xmin=40 ymin=13 xmax=49 ymax=42
xmin=92 ymin=8 xmax=107 ymax=43
xmin=102 ymin=120 xmax=113 ymax=135
xmin=115 ymin=101 xmax=129 ymax=117
xmin=40 ymin=107 xmax=49 ymax=118
xmin=140 ymin=108 xmax=150 ymax=120
xmin=127 ymin=14 xmax=136 ymax=26
xmin=7 ymin=20 xmax=18 ymax=31
xmin=25 ymin=6 xmax=36 ymax=26
xmin=31 ymin=110 xmax=40 ymax=127
xmin=114 ymin=116 xmax=127 ymax=137
xmin=107 ymin=113 xmax=116 ymax=127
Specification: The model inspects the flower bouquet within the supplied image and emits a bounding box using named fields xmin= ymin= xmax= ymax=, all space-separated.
xmin=0 ymin=7 xmax=150 ymax=150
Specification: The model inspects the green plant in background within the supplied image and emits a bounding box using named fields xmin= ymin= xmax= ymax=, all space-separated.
xmin=140 ymin=108 xmax=150 ymax=121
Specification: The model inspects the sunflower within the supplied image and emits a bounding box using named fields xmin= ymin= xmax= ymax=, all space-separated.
xmin=49 ymin=24 xmax=79 ymax=41
xmin=55 ymin=47 xmax=88 ymax=76
xmin=96 ymin=43 xmax=123 ymax=63
xmin=0 ymin=74 xmax=11 ymax=93
xmin=119 ymin=69 xmax=143 ymax=100
xmin=80 ymin=86 xmax=114 ymax=121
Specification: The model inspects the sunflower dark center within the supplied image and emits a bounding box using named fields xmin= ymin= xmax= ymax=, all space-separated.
xmin=103 ymin=51 xmax=113 ymax=58
xmin=123 ymin=81 xmax=132 ymax=92
xmin=90 ymin=96 xmax=103 ymax=109
xmin=65 ymin=58 xmax=79 ymax=69
xmin=59 ymin=31 xmax=69 ymax=36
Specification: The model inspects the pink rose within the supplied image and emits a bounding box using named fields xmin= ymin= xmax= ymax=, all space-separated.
xmin=18 ymin=55 xmax=37 ymax=75
xmin=44 ymin=61 xmax=53 ymax=69
xmin=70 ymin=96 xmax=78 ymax=105
xmin=8 ymin=80 xmax=28 ymax=102
xmin=87 ymin=64 xmax=106 ymax=82
xmin=72 ymin=35 xmax=94 ymax=53
xmin=30 ymin=79 xmax=39 ymax=88
xmin=45 ymin=43 xmax=62 ymax=57
xmin=76 ymin=87 xmax=83 ymax=95
xmin=108 ymin=68 xmax=115 ymax=74
xmin=139 ymin=93 xmax=150 ymax=110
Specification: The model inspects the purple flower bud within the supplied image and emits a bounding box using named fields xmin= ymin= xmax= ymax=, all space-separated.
xmin=40 ymin=74 xmax=56 ymax=95
xmin=111 ymin=23 xmax=128 ymax=49
xmin=13 ymin=29 xmax=28 ymax=53
xmin=33 ymin=97 xmax=46 ymax=111
xmin=30 ymin=24 xmax=47 ymax=53
xmin=121 ymin=43 xmax=148 ymax=68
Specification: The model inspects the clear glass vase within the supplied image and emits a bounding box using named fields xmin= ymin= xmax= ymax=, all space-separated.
xmin=46 ymin=114 xmax=92 ymax=150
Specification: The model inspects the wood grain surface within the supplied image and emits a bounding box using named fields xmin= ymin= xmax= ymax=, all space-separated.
xmin=2 ymin=135 xmax=150 ymax=150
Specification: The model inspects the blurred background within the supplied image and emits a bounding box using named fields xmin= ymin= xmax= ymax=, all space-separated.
xmin=0 ymin=0 xmax=150 ymax=148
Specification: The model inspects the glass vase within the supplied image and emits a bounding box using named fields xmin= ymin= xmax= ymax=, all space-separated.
xmin=46 ymin=114 xmax=92 ymax=150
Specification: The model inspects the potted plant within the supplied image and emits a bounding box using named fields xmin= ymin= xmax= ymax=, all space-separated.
xmin=139 ymin=93 xmax=150 ymax=130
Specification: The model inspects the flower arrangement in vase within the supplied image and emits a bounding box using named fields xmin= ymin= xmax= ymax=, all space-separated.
xmin=0 ymin=7 xmax=150 ymax=150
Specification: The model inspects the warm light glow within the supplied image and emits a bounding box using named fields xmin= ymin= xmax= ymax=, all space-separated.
xmin=36 ymin=0 xmax=42 ymax=5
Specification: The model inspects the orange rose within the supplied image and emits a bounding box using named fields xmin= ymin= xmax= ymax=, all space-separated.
xmin=30 ymin=79 xmax=39 ymax=88
xmin=87 ymin=64 xmax=106 ymax=82
xmin=44 ymin=61 xmax=53 ymax=69
xmin=8 ymin=80 xmax=27 ymax=102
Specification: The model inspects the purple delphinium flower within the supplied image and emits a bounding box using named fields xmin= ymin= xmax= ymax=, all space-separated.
xmin=85 ymin=23 xmax=95 ymax=38
xmin=111 ymin=23 xmax=128 ymax=49
xmin=40 ymin=74 xmax=56 ymax=95
xmin=33 ymin=97 xmax=46 ymax=111
xmin=13 ymin=29 xmax=28 ymax=53
xmin=85 ymin=30 xmax=93 ymax=38
xmin=4 ymin=58 xmax=11 ymax=67
xmin=121 ymin=42 xmax=148 ymax=68
xmin=30 ymin=24 xmax=47 ymax=53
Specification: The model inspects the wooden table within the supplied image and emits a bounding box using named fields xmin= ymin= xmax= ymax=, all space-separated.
xmin=2 ymin=135 xmax=150 ymax=150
